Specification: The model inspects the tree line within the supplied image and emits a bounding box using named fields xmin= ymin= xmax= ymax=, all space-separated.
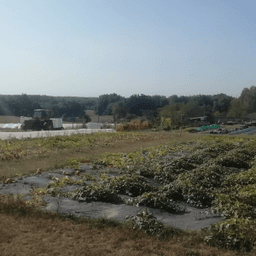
xmin=0 ymin=86 xmax=255 ymax=122
xmin=0 ymin=94 xmax=97 ymax=120
xmin=96 ymin=87 xmax=256 ymax=123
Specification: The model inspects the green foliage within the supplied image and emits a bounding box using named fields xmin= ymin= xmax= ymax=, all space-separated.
xmin=99 ymin=174 xmax=155 ymax=197
xmin=47 ymin=176 xmax=81 ymax=189
xmin=207 ymin=218 xmax=256 ymax=251
xmin=161 ymin=117 xmax=172 ymax=130
xmin=212 ymin=194 xmax=254 ymax=219
xmin=238 ymin=185 xmax=256 ymax=206
xmin=97 ymin=93 xmax=125 ymax=115
xmin=3 ymin=133 xmax=256 ymax=252
xmin=0 ymin=94 xmax=97 ymax=117
xmin=93 ymin=135 xmax=256 ymax=251
xmin=240 ymin=86 xmax=256 ymax=114
xmin=125 ymin=208 xmax=165 ymax=237
xmin=227 ymin=98 xmax=248 ymax=118
xmin=72 ymin=184 xmax=124 ymax=204
xmin=40 ymin=134 xmax=93 ymax=149
xmin=126 ymin=191 xmax=187 ymax=213
xmin=64 ymin=157 xmax=85 ymax=170
xmin=111 ymin=101 xmax=128 ymax=120
xmin=3 ymin=88 xmax=256 ymax=120
xmin=83 ymin=173 xmax=97 ymax=181
xmin=100 ymin=153 xmax=124 ymax=167
xmin=125 ymin=208 xmax=182 ymax=240
xmin=224 ymin=168 xmax=256 ymax=187
xmin=160 ymin=105 xmax=179 ymax=128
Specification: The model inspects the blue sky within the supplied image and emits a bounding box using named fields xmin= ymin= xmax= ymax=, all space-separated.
xmin=0 ymin=0 xmax=255 ymax=98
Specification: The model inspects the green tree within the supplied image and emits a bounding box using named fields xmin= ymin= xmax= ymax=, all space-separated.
xmin=97 ymin=94 xmax=125 ymax=115
xmin=227 ymin=98 xmax=248 ymax=118
xmin=111 ymin=101 xmax=128 ymax=121
xmin=160 ymin=105 xmax=179 ymax=128
xmin=240 ymin=86 xmax=256 ymax=113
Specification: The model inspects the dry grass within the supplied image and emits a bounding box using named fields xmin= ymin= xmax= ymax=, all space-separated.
xmin=0 ymin=194 xmax=244 ymax=256
xmin=115 ymin=120 xmax=151 ymax=131
xmin=0 ymin=131 xmax=198 ymax=182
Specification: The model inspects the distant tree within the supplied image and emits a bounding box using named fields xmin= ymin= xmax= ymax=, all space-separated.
xmin=168 ymin=95 xmax=188 ymax=105
xmin=214 ymin=111 xmax=222 ymax=117
xmin=160 ymin=105 xmax=179 ymax=127
xmin=179 ymin=96 xmax=189 ymax=104
xmin=97 ymin=94 xmax=125 ymax=115
xmin=142 ymin=109 xmax=158 ymax=123
xmin=84 ymin=113 xmax=91 ymax=123
xmin=6 ymin=94 xmax=41 ymax=116
xmin=61 ymin=101 xmax=85 ymax=118
xmin=151 ymin=95 xmax=169 ymax=108
xmin=212 ymin=94 xmax=233 ymax=115
xmin=0 ymin=97 xmax=11 ymax=115
xmin=227 ymin=98 xmax=248 ymax=118
xmin=125 ymin=94 xmax=168 ymax=116
xmin=125 ymin=113 xmax=137 ymax=121
xmin=168 ymin=95 xmax=179 ymax=105
xmin=111 ymin=101 xmax=128 ymax=121
xmin=180 ymin=100 xmax=204 ymax=117
xmin=240 ymin=86 xmax=256 ymax=113
xmin=0 ymin=94 xmax=98 ymax=118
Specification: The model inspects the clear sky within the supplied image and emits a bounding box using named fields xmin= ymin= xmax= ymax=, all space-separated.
xmin=0 ymin=0 xmax=255 ymax=98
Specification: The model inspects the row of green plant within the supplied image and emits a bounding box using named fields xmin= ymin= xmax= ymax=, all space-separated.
xmin=4 ymin=133 xmax=256 ymax=252
xmin=89 ymin=135 xmax=256 ymax=251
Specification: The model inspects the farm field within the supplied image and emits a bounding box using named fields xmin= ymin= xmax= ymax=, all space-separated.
xmin=1 ymin=130 xmax=256 ymax=255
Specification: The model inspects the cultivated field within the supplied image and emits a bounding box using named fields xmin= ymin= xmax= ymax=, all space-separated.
xmin=1 ymin=129 xmax=256 ymax=255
